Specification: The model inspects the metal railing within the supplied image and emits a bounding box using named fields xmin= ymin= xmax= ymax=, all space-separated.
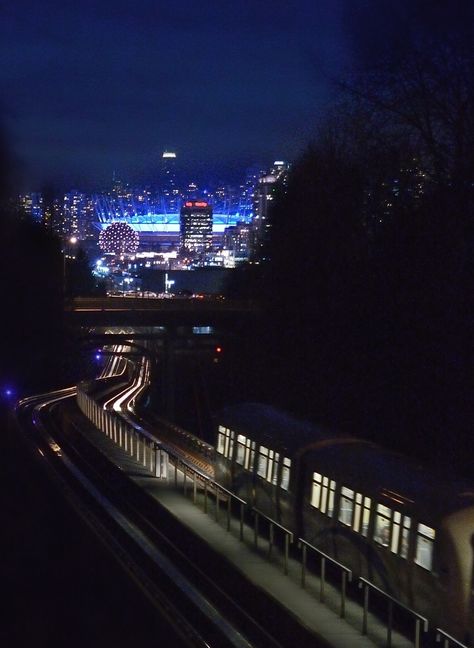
xmin=252 ymin=508 xmax=294 ymax=575
xmin=359 ymin=578 xmax=428 ymax=648
xmin=436 ymin=629 xmax=469 ymax=648
xmin=76 ymin=388 xmax=169 ymax=478
xmin=174 ymin=455 xmax=247 ymax=541
xmin=298 ymin=538 xmax=352 ymax=618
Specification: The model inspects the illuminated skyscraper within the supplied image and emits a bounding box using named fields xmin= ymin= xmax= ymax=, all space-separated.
xmin=252 ymin=160 xmax=289 ymax=258
xmin=63 ymin=190 xmax=86 ymax=238
xmin=180 ymin=200 xmax=213 ymax=255
xmin=224 ymin=222 xmax=252 ymax=262
xmin=161 ymin=151 xmax=180 ymax=213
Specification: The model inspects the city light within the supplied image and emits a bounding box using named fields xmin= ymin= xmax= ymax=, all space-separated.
xmin=18 ymin=156 xmax=287 ymax=268
xmin=3 ymin=387 xmax=14 ymax=399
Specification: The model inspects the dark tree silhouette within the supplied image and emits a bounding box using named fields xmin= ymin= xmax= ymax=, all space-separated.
xmin=66 ymin=247 xmax=100 ymax=297
xmin=0 ymin=128 xmax=96 ymax=396
xmin=224 ymin=38 xmax=474 ymax=477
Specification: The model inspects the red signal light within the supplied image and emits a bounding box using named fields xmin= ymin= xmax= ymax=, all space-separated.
xmin=216 ymin=346 xmax=222 ymax=353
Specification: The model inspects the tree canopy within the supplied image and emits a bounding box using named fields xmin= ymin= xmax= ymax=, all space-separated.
xmin=226 ymin=36 xmax=474 ymax=476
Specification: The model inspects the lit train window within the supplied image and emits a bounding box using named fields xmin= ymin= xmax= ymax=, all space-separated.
xmin=235 ymin=434 xmax=249 ymax=466
xmin=353 ymin=493 xmax=362 ymax=531
xmin=217 ymin=426 xmax=226 ymax=454
xmin=236 ymin=435 xmax=246 ymax=465
xmin=281 ymin=457 xmax=291 ymax=491
xmin=311 ymin=472 xmax=336 ymax=516
xmin=400 ymin=517 xmax=411 ymax=558
xmin=257 ymin=446 xmax=280 ymax=485
xmin=327 ymin=480 xmax=336 ymax=516
xmin=247 ymin=440 xmax=256 ymax=470
xmin=353 ymin=494 xmax=372 ymax=536
xmin=390 ymin=512 xmax=411 ymax=557
xmin=415 ymin=523 xmax=435 ymax=570
xmin=374 ymin=504 xmax=392 ymax=546
xmin=271 ymin=451 xmax=280 ymax=485
xmin=311 ymin=473 xmax=322 ymax=508
xmin=236 ymin=434 xmax=254 ymax=467
xmin=362 ymin=496 xmax=372 ymax=536
xmin=339 ymin=487 xmax=355 ymax=526
xmin=390 ymin=512 xmax=401 ymax=554
xmin=226 ymin=429 xmax=235 ymax=459
xmin=217 ymin=426 xmax=234 ymax=459
xmin=257 ymin=446 xmax=269 ymax=478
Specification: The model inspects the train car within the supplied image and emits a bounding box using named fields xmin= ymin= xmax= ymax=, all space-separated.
xmin=214 ymin=402 xmax=474 ymax=644
xmin=215 ymin=403 xmax=330 ymax=528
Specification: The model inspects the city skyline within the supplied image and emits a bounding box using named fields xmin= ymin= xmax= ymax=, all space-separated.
xmin=17 ymin=155 xmax=289 ymax=269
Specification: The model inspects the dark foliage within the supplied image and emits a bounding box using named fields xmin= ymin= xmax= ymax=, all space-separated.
xmin=66 ymin=247 xmax=104 ymax=297
xmin=0 ymin=132 xmax=96 ymax=396
xmin=224 ymin=39 xmax=474 ymax=477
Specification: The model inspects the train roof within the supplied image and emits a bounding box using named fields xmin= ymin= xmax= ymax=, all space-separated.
xmin=309 ymin=441 xmax=474 ymax=520
xmin=303 ymin=441 xmax=450 ymax=516
xmin=216 ymin=402 xmax=474 ymax=520
xmin=216 ymin=402 xmax=332 ymax=453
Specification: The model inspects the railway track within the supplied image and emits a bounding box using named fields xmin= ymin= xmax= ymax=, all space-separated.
xmin=15 ymin=390 xmax=326 ymax=648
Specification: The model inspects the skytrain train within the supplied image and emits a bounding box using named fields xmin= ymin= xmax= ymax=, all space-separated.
xmin=214 ymin=403 xmax=474 ymax=644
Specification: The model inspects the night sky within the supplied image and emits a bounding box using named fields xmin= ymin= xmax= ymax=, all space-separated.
xmin=0 ymin=1 xmax=471 ymax=190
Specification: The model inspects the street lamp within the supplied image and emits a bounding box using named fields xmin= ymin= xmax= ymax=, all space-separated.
xmin=164 ymin=272 xmax=175 ymax=295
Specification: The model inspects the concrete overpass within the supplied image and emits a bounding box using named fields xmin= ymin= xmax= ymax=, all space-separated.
xmin=65 ymin=296 xmax=260 ymax=328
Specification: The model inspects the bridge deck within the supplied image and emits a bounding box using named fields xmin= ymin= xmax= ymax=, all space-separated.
xmin=65 ymin=296 xmax=260 ymax=327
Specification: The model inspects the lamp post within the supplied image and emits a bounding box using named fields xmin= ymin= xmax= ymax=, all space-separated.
xmin=164 ymin=272 xmax=175 ymax=295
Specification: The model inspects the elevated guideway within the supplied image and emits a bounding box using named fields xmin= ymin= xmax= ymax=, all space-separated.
xmin=73 ymin=367 xmax=467 ymax=648
xmin=16 ymin=379 xmax=463 ymax=648
xmin=73 ymin=385 xmax=431 ymax=648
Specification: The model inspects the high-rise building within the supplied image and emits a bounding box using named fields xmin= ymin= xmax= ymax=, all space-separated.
xmin=180 ymin=200 xmax=213 ymax=256
xmin=161 ymin=151 xmax=180 ymax=213
xmin=18 ymin=192 xmax=43 ymax=222
xmin=81 ymin=195 xmax=98 ymax=241
xmin=252 ymin=160 xmax=289 ymax=259
xmin=63 ymin=190 xmax=86 ymax=238
xmin=223 ymin=221 xmax=253 ymax=262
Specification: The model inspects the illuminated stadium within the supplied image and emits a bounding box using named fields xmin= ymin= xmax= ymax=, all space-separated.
xmin=94 ymin=195 xmax=253 ymax=249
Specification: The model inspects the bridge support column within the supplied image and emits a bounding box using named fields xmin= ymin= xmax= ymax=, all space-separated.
xmin=162 ymin=327 xmax=177 ymax=421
